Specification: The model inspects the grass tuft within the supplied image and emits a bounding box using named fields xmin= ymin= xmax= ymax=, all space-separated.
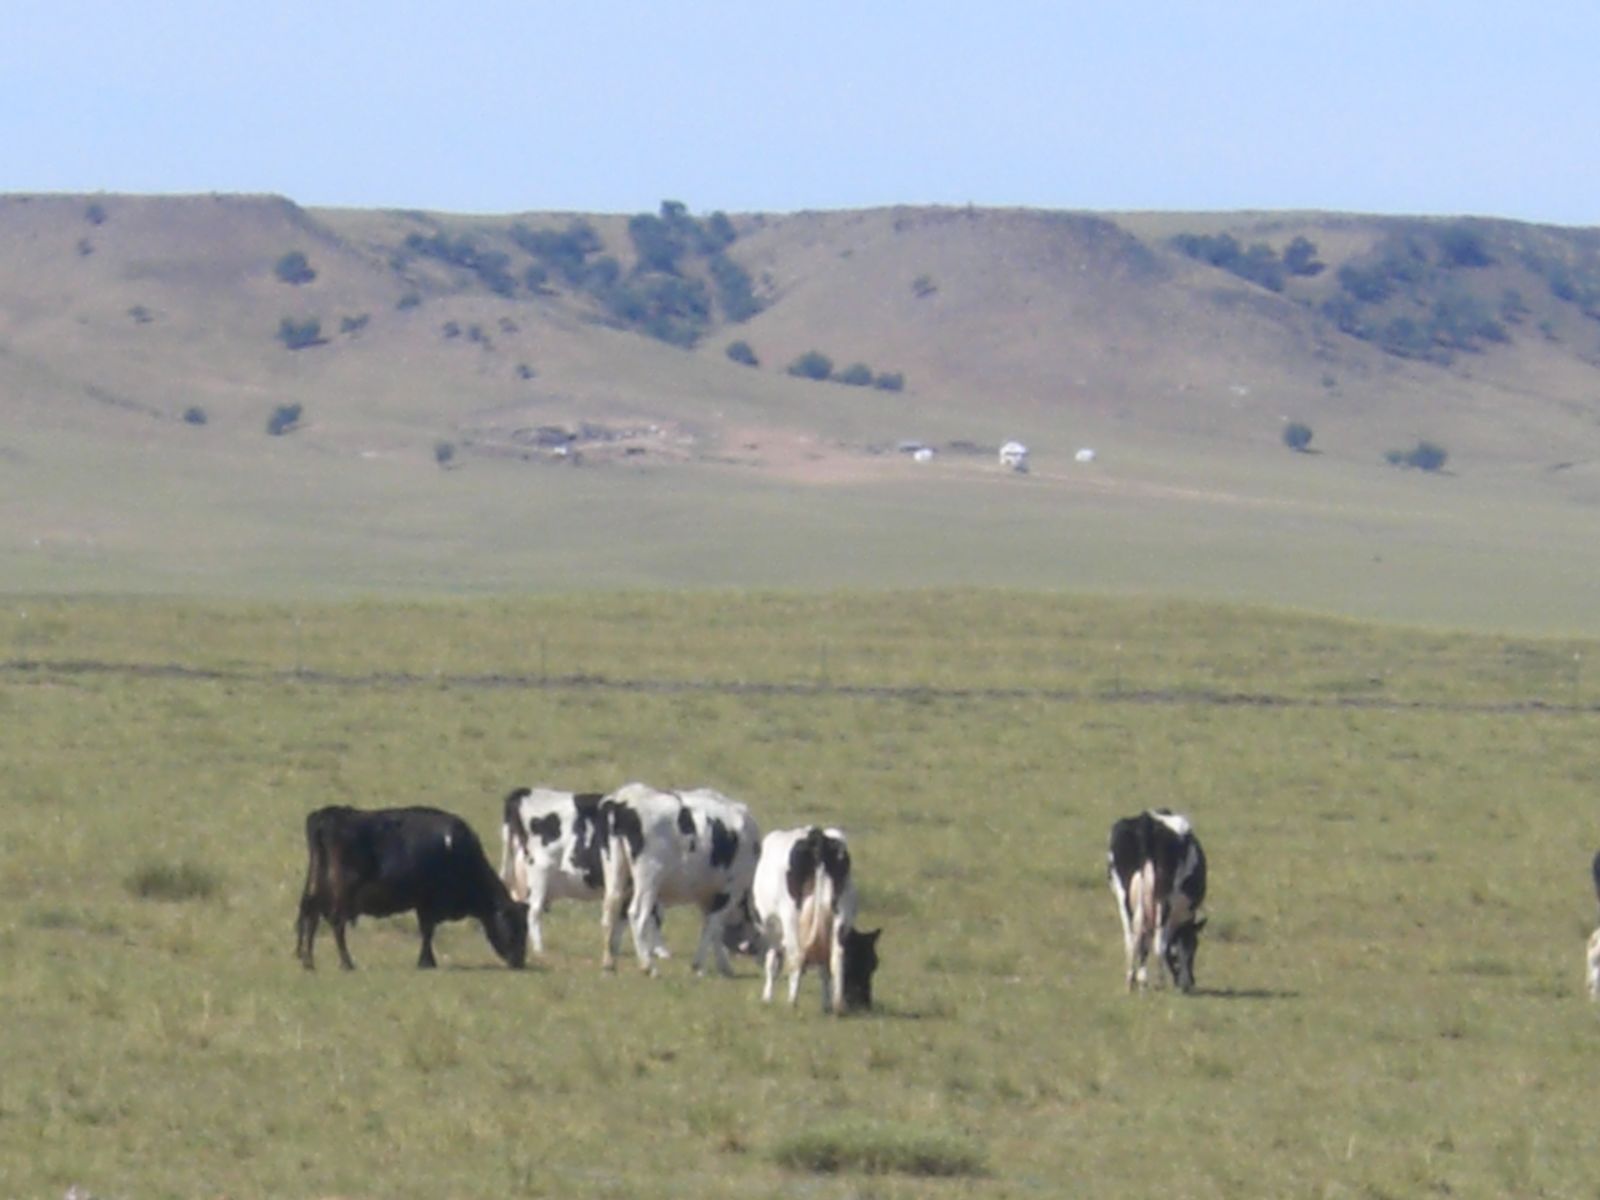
xmin=771 ymin=1121 xmax=987 ymax=1177
xmin=124 ymin=860 xmax=220 ymax=902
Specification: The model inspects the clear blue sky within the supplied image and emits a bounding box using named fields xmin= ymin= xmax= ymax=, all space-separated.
xmin=6 ymin=0 xmax=1597 ymax=225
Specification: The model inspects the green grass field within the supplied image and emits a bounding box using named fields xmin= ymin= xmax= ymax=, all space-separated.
xmin=3 ymin=592 xmax=1599 ymax=1198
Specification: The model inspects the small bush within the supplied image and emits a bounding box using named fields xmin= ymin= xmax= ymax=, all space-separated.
xmin=267 ymin=403 xmax=303 ymax=436
xmin=339 ymin=313 xmax=370 ymax=336
xmin=726 ymin=340 xmax=759 ymax=367
xmin=787 ymin=350 xmax=834 ymax=381
xmin=274 ymin=251 xmax=316 ymax=285
xmin=182 ymin=406 xmax=208 ymax=426
xmin=85 ymin=201 xmax=108 ymax=226
xmin=872 ymin=371 xmax=905 ymax=392
xmin=1386 ymin=440 xmax=1449 ymax=472
xmin=1408 ymin=441 xmax=1449 ymax=471
xmin=836 ymin=363 xmax=874 ymax=387
xmin=126 ymin=861 xmax=220 ymax=903
xmin=276 ymin=317 xmax=324 ymax=350
xmin=434 ymin=440 xmax=456 ymax=468
xmin=1283 ymin=421 xmax=1313 ymax=452
xmin=772 ymin=1123 xmax=986 ymax=1178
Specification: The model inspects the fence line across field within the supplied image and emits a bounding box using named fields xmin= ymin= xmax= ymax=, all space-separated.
xmin=2 ymin=655 xmax=1596 ymax=718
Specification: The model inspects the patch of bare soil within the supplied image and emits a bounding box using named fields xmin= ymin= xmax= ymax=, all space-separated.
xmin=461 ymin=416 xmax=697 ymax=468
xmin=709 ymin=427 xmax=903 ymax=484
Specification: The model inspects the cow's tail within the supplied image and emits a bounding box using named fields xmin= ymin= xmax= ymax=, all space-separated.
xmin=500 ymin=788 xmax=531 ymax=899
xmin=1591 ymin=848 xmax=1600 ymax=912
xmin=1128 ymin=861 xmax=1158 ymax=952
xmin=796 ymin=827 xmax=837 ymax=963
xmin=296 ymin=810 xmax=334 ymax=962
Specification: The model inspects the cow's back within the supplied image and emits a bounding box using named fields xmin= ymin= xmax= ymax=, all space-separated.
xmin=341 ymin=807 xmax=496 ymax=919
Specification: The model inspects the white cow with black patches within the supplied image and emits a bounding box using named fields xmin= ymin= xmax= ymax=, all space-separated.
xmin=1107 ymin=809 xmax=1207 ymax=993
xmin=500 ymin=787 xmax=630 ymax=959
xmin=599 ymin=783 xmax=760 ymax=977
xmin=752 ymin=825 xmax=880 ymax=1014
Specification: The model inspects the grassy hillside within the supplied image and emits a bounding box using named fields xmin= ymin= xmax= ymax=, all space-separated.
xmin=4 ymin=194 xmax=1600 ymax=629
xmin=3 ymin=594 xmax=1599 ymax=1198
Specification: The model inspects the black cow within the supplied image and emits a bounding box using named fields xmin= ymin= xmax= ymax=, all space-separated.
xmin=1107 ymin=809 xmax=1207 ymax=992
xmin=296 ymin=805 xmax=529 ymax=970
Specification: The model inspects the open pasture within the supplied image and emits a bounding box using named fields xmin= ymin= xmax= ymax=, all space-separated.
xmin=2 ymin=592 xmax=1599 ymax=1198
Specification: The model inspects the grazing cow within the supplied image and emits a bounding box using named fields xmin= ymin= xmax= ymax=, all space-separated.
xmin=1587 ymin=850 xmax=1600 ymax=1000
xmin=1107 ymin=809 xmax=1207 ymax=992
xmin=752 ymin=825 xmax=881 ymax=1014
xmin=599 ymin=783 xmax=760 ymax=977
xmin=500 ymin=787 xmax=621 ymax=958
xmin=296 ymin=805 xmax=528 ymax=971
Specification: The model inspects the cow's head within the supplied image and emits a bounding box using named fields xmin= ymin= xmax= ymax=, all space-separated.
xmin=486 ymin=899 xmax=531 ymax=969
xmin=840 ymin=927 xmax=882 ymax=1013
xmin=719 ymin=892 xmax=766 ymax=957
xmin=1164 ymin=915 xmax=1205 ymax=992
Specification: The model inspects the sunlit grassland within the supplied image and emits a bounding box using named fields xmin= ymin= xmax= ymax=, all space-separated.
xmin=2 ymin=592 xmax=1599 ymax=1198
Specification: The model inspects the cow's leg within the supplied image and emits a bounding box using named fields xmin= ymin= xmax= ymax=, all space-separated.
xmin=525 ymin=879 xmax=547 ymax=957
xmin=1587 ymin=928 xmax=1600 ymax=999
xmin=296 ymin=896 xmax=320 ymax=969
xmin=826 ymin=916 xmax=848 ymax=1014
xmin=786 ymin=937 xmax=806 ymax=1007
xmin=697 ymin=893 xmax=736 ymax=977
xmin=1111 ymin=872 xmax=1141 ymax=990
xmin=627 ymin=866 xmax=664 ymax=975
xmin=417 ymin=915 xmax=438 ymax=969
xmin=600 ymin=878 xmax=628 ymax=972
xmin=761 ymin=942 xmax=783 ymax=1003
xmin=332 ymin=916 xmax=356 ymax=971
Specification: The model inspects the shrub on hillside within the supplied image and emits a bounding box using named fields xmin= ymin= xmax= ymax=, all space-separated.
xmin=710 ymin=253 xmax=763 ymax=321
xmin=1386 ymin=440 xmax=1448 ymax=472
xmin=1283 ymin=421 xmax=1313 ymax=452
xmin=1435 ymin=224 xmax=1494 ymax=269
xmin=1171 ymin=232 xmax=1286 ymax=292
xmin=788 ymin=351 xmax=834 ymax=381
xmin=274 ymin=251 xmax=316 ymax=285
xmin=1283 ymin=236 xmax=1325 ymax=277
xmin=182 ymin=406 xmax=208 ymax=426
xmin=434 ymin=441 xmax=456 ymax=468
xmin=276 ymin=317 xmax=325 ymax=350
xmin=837 ymin=363 xmax=874 ymax=387
xmin=873 ymin=371 xmax=905 ymax=392
xmin=726 ymin=340 xmax=759 ymax=367
xmin=267 ymin=403 xmax=303 ymax=436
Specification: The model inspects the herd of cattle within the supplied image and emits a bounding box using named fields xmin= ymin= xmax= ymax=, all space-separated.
xmin=295 ymin=785 xmax=1211 ymax=1010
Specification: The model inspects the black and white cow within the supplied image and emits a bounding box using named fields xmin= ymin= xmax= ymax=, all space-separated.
xmin=500 ymin=787 xmax=615 ymax=958
xmin=751 ymin=825 xmax=881 ymax=1014
xmin=296 ymin=805 xmax=528 ymax=971
xmin=1107 ymin=809 xmax=1207 ymax=993
xmin=599 ymin=782 xmax=760 ymax=977
xmin=1586 ymin=849 xmax=1600 ymax=1000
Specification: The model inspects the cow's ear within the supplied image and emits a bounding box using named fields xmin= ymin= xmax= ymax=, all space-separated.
xmin=1192 ymin=915 xmax=1208 ymax=932
xmin=861 ymin=928 xmax=882 ymax=945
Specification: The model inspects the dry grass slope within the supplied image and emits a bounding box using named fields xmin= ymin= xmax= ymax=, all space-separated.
xmin=4 ymin=194 xmax=1600 ymax=629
